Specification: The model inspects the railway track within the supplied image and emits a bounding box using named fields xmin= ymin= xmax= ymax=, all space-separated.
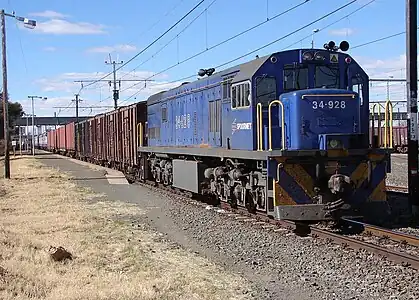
xmin=386 ymin=185 xmax=408 ymax=193
xmin=135 ymin=179 xmax=419 ymax=270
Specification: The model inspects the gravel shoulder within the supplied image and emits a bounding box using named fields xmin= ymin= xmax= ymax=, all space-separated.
xmin=386 ymin=154 xmax=408 ymax=187
xmin=0 ymin=156 xmax=252 ymax=300
xmin=38 ymin=153 xmax=419 ymax=300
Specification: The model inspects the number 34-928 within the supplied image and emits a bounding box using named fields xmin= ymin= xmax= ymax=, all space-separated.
xmin=312 ymin=100 xmax=346 ymax=109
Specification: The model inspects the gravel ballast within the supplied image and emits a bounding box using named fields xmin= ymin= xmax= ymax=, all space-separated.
xmin=135 ymin=186 xmax=419 ymax=300
xmin=386 ymin=154 xmax=408 ymax=187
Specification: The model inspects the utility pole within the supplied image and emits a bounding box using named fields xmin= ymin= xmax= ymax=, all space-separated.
xmin=18 ymin=126 xmax=21 ymax=155
xmin=1 ymin=10 xmax=36 ymax=177
xmin=54 ymin=112 xmax=58 ymax=150
xmin=1 ymin=10 xmax=10 ymax=178
xmin=72 ymin=94 xmax=81 ymax=153
xmin=28 ymin=96 xmax=46 ymax=156
xmin=25 ymin=114 xmax=29 ymax=151
xmin=105 ymin=54 xmax=123 ymax=110
xmin=406 ymin=0 xmax=419 ymax=216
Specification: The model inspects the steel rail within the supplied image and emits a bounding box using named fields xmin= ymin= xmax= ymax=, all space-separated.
xmin=341 ymin=218 xmax=419 ymax=247
xmin=218 ymin=204 xmax=419 ymax=270
xmin=386 ymin=185 xmax=409 ymax=193
xmin=307 ymin=223 xmax=419 ymax=269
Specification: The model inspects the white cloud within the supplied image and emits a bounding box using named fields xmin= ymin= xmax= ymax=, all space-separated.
xmin=18 ymin=68 xmax=184 ymax=116
xmin=29 ymin=10 xmax=69 ymax=19
xmin=353 ymin=54 xmax=415 ymax=105
xmin=31 ymin=19 xmax=106 ymax=35
xmin=86 ymin=44 xmax=137 ymax=54
xmin=43 ymin=46 xmax=57 ymax=52
xmin=354 ymin=54 xmax=409 ymax=78
xmin=329 ymin=28 xmax=355 ymax=36
xmin=32 ymin=70 xmax=180 ymax=114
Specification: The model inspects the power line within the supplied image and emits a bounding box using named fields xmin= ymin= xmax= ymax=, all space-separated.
xmin=351 ymin=26 xmax=419 ymax=49
xmin=130 ymin=0 xmax=312 ymax=87
xmin=133 ymin=0 xmax=185 ymax=43
xmin=84 ymin=0 xmax=310 ymax=110
xmin=282 ymin=0 xmax=376 ymax=50
xmin=79 ymin=0 xmax=206 ymax=91
xmin=118 ymin=0 xmax=359 ymax=105
xmin=122 ymin=0 xmax=309 ymax=81
xmin=119 ymin=0 xmax=219 ymax=82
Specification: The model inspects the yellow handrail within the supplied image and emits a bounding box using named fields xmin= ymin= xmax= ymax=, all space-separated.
xmin=301 ymin=94 xmax=356 ymax=99
xmin=137 ymin=123 xmax=143 ymax=147
xmin=384 ymin=100 xmax=394 ymax=148
xmin=268 ymin=100 xmax=285 ymax=151
xmin=256 ymin=103 xmax=263 ymax=151
xmin=371 ymin=103 xmax=382 ymax=147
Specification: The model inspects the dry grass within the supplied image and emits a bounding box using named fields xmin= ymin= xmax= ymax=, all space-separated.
xmin=0 ymin=157 xmax=251 ymax=300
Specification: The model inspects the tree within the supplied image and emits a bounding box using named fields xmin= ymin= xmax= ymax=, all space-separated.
xmin=0 ymin=92 xmax=25 ymax=139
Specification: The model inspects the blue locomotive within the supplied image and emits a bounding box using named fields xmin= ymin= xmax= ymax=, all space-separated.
xmin=138 ymin=41 xmax=392 ymax=223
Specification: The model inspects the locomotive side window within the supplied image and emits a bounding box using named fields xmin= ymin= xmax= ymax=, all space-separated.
xmin=222 ymin=78 xmax=233 ymax=99
xmin=352 ymin=77 xmax=364 ymax=106
xmin=283 ymin=65 xmax=308 ymax=92
xmin=231 ymin=81 xmax=251 ymax=109
xmin=256 ymin=76 xmax=277 ymax=104
xmin=161 ymin=106 xmax=168 ymax=122
xmin=315 ymin=65 xmax=340 ymax=89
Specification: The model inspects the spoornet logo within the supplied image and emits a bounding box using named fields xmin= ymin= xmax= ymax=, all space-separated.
xmin=231 ymin=119 xmax=252 ymax=135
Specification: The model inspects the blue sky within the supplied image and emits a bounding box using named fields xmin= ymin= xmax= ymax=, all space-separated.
xmin=1 ymin=0 xmax=412 ymax=120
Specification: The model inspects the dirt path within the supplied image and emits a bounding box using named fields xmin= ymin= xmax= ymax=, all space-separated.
xmin=0 ymin=157 xmax=252 ymax=300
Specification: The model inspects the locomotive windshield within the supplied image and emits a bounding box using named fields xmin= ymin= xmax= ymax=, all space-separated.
xmin=283 ymin=65 xmax=309 ymax=91
xmin=256 ymin=76 xmax=277 ymax=104
xmin=315 ymin=65 xmax=340 ymax=88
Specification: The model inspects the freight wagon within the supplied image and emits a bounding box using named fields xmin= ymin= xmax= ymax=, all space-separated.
xmin=47 ymin=123 xmax=76 ymax=156
xmin=370 ymin=125 xmax=414 ymax=153
xmin=75 ymin=102 xmax=147 ymax=176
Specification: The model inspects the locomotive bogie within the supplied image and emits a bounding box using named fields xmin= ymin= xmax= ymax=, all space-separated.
xmin=138 ymin=151 xmax=270 ymax=213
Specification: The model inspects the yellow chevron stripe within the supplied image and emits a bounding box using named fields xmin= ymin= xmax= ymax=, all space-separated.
xmin=327 ymin=149 xmax=349 ymax=157
xmin=271 ymin=155 xmax=384 ymax=207
xmin=283 ymin=164 xmax=316 ymax=198
xmin=274 ymin=180 xmax=296 ymax=205
xmin=369 ymin=178 xmax=387 ymax=202
xmin=351 ymin=162 xmax=367 ymax=188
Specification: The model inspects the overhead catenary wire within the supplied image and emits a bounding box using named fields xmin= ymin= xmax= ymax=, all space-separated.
xmin=120 ymin=0 xmax=310 ymax=81
xmin=83 ymin=0 xmax=311 ymax=111
xmin=282 ymin=0 xmax=376 ymax=50
xmin=352 ymin=26 xmax=419 ymax=49
xmin=133 ymin=0 xmax=185 ymax=43
xmin=78 ymin=0 xmax=206 ymax=92
xmin=118 ymin=0 xmax=219 ymax=82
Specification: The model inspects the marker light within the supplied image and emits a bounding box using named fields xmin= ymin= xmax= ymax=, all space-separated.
xmin=314 ymin=52 xmax=325 ymax=61
xmin=303 ymin=52 xmax=313 ymax=60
